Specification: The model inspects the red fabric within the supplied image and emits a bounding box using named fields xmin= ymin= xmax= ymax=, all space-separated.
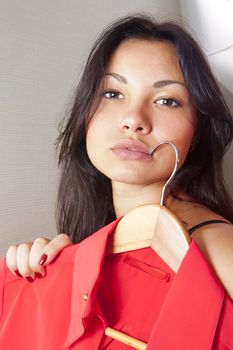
xmin=0 ymin=217 xmax=232 ymax=350
xmin=97 ymin=244 xmax=173 ymax=349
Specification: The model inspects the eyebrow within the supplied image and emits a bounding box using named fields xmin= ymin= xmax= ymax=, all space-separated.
xmin=104 ymin=73 xmax=127 ymax=84
xmin=153 ymin=79 xmax=186 ymax=88
xmin=103 ymin=73 xmax=186 ymax=88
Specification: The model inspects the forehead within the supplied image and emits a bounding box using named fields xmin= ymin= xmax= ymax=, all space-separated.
xmin=106 ymin=39 xmax=184 ymax=83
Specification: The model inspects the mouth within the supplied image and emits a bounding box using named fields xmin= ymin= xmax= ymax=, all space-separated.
xmin=111 ymin=139 xmax=152 ymax=160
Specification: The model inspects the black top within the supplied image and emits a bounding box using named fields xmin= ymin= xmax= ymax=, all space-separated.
xmin=188 ymin=220 xmax=230 ymax=235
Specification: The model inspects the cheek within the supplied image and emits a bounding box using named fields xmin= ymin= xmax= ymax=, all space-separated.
xmin=154 ymin=118 xmax=196 ymax=161
xmin=86 ymin=105 xmax=118 ymax=146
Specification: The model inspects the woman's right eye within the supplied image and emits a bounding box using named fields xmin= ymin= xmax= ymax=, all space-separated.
xmin=102 ymin=90 xmax=124 ymax=99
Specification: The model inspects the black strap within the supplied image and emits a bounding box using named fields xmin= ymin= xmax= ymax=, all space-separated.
xmin=188 ymin=220 xmax=230 ymax=235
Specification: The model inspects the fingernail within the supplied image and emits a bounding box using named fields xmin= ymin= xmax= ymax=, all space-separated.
xmin=39 ymin=254 xmax=48 ymax=266
xmin=15 ymin=270 xmax=22 ymax=277
xmin=26 ymin=276 xmax=34 ymax=283
xmin=34 ymin=272 xmax=43 ymax=279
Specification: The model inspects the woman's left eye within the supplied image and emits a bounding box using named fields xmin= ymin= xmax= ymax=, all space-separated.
xmin=156 ymin=98 xmax=181 ymax=108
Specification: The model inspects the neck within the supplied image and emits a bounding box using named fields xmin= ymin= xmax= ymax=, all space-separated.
xmin=112 ymin=181 xmax=175 ymax=218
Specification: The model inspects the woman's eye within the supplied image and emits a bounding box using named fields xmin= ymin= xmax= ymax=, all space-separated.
xmin=156 ymin=98 xmax=180 ymax=108
xmin=102 ymin=90 xmax=124 ymax=99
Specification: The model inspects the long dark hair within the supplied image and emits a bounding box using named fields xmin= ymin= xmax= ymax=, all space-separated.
xmin=56 ymin=14 xmax=233 ymax=243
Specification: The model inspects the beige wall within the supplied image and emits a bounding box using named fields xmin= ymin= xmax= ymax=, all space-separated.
xmin=0 ymin=0 xmax=182 ymax=256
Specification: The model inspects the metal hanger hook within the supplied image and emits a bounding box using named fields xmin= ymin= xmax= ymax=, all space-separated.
xmin=149 ymin=141 xmax=180 ymax=206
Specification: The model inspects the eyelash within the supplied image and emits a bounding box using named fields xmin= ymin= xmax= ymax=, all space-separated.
xmin=102 ymin=90 xmax=181 ymax=108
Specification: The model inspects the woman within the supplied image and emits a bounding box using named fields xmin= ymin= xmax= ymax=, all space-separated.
xmin=1 ymin=14 xmax=233 ymax=349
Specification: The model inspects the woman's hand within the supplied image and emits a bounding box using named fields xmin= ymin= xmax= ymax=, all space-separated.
xmin=6 ymin=234 xmax=73 ymax=282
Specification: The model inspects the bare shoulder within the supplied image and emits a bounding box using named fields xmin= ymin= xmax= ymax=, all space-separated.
xmin=191 ymin=220 xmax=233 ymax=299
xmin=170 ymin=193 xmax=233 ymax=298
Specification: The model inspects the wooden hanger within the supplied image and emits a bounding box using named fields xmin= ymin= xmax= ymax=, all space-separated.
xmin=104 ymin=142 xmax=192 ymax=349
xmin=109 ymin=202 xmax=191 ymax=271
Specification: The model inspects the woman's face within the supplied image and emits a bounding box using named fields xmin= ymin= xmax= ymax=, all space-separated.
xmin=86 ymin=39 xmax=197 ymax=186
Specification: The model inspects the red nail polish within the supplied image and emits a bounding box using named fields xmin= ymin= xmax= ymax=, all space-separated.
xmin=26 ymin=276 xmax=34 ymax=283
xmin=39 ymin=254 xmax=48 ymax=266
xmin=15 ymin=270 xmax=22 ymax=277
xmin=35 ymin=272 xmax=43 ymax=278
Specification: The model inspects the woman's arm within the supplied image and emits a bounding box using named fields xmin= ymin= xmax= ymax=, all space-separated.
xmin=6 ymin=234 xmax=73 ymax=281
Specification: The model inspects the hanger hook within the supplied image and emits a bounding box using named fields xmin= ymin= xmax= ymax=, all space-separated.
xmin=149 ymin=141 xmax=180 ymax=206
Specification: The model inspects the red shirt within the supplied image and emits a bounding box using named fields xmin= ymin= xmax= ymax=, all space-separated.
xmin=0 ymin=217 xmax=232 ymax=349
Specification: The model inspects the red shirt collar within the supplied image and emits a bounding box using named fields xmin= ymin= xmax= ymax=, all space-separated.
xmin=63 ymin=217 xmax=225 ymax=349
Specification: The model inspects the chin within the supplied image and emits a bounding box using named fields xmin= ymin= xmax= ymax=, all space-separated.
xmin=95 ymin=163 xmax=171 ymax=186
xmin=106 ymin=170 xmax=156 ymax=186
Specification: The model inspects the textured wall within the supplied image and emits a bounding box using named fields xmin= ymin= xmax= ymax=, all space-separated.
xmin=0 ymin=0 xmax=181 ymax=256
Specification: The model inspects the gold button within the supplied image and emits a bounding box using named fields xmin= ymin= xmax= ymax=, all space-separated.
xmin=83 ymin=293 xmax=88 ymax=301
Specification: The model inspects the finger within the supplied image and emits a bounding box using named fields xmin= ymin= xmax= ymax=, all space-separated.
xmin=39 ymin=234 xmax=73 ymax=266
xmin=17 ymin=243 xmax=35 ymax=278
xmin=28 ymin=237 xmax=50 ymax=277
xmin=6 ymin=244 xmax=21 ymax=275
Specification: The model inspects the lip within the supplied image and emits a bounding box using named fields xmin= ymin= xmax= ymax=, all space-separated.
xmin=110 ymin=139 xmax=152 ymax=160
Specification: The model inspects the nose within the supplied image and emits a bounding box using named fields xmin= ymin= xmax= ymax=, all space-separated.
xmin=119 ymin=108 xmax=152 ymax=135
